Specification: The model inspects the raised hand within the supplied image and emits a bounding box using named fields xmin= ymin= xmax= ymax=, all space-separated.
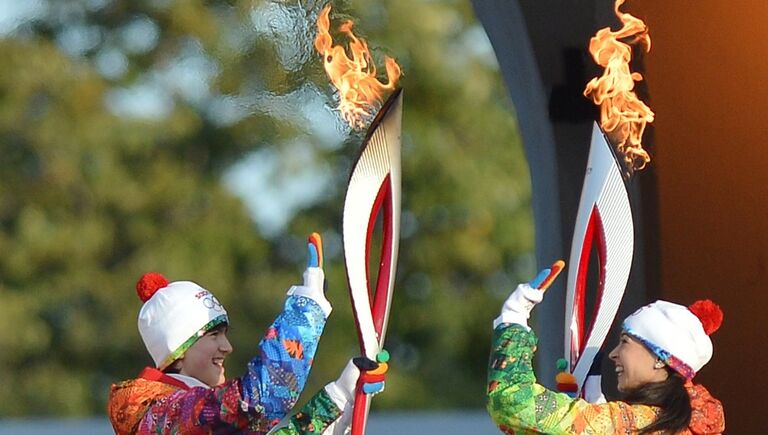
xmin=494 ymin=260 xmax=565 ymax=329
xmin=288 ymin=232 xmax=331 ymax=316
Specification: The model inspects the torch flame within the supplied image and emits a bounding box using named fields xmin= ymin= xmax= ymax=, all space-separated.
xmin=315 ymin=5 xmax=401 ymax=130
xmin=584 ymin=0 xmax=654 ymax=172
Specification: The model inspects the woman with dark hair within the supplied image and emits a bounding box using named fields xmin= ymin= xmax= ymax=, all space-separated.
xmin=487 ymin=267 xmax=725 ymax=434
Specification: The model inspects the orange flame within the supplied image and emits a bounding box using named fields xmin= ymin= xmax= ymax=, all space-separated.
xmin=584 ymin=0 xmax=654 ymax=172
xmin=314 ymin=5 xmax=401 ymax=130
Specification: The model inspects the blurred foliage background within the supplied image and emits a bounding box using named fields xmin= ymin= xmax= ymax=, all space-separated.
xmin=0 ymin=0 xmax=533 ymax=416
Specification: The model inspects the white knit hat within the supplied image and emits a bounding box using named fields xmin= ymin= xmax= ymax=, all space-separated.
xmin=136 ymin=272 xmax=229 ymax=369
xmin=622 ymin=299 xmax=723 ymax=380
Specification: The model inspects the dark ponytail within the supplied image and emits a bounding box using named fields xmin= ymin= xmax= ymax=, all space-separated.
xmin=623 ymin=368 xmax=691 ymax=434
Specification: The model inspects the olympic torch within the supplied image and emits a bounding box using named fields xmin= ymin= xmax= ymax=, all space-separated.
xmin=564 ymin=0 xmax=654 ymax=394
xmin=342 ymin=88 xmax=402 ymax=435
xmin=315 ymin=5 xmax=403 ymax=433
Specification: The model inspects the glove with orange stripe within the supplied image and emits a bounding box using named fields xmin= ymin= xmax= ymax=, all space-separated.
xmin=355 ymin=350 xmax=389 ymax=395
xmin=324 ymin=350 xmax=389 ymax=412
xmin=287 ymin=232 xmax=331 ymax=316
xmin=494 ymin=260 xmax=565 ymax=330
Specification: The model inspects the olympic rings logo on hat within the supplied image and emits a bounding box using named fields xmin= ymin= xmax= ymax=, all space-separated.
xmin=193 ymin=289 xmax=224 ymax=312
xmin=203 ymin=293 xmax=224 ymax=311
xmin=202 ymin=295 xmax=224 ymax=312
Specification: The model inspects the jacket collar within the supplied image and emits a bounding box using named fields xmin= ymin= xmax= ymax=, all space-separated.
xmin=138 ymin=367 xmax=190 ymax=390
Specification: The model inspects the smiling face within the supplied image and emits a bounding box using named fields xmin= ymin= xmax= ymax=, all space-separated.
xmin=608 ymin=333 xmax=668 ymax=392
xmin=179 ymin=324 xmax=233 ymax=387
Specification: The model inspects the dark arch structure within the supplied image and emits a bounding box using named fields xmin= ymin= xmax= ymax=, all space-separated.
xmin=472 ymin=0 xmax=764 ymax=431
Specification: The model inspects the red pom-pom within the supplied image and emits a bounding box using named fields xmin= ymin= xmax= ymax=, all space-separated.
xmin=136 ymin=272 xmax=169 ymax=302
xmin=688 ymin=299 xmax=723 ymax=335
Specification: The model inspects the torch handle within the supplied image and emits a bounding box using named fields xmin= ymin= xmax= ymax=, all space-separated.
xmin=351 ymin=384 xmax=369 ymax=435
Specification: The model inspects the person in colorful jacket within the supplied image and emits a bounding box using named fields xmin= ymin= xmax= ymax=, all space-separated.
xmin=108 ymin=233 xmax=383 ymax=434
xmin=487 ymin=267 xmax=725 ymax=434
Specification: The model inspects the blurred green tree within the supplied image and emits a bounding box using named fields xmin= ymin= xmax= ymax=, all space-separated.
xmin=0 ymin=0 xmax=532 ymax=415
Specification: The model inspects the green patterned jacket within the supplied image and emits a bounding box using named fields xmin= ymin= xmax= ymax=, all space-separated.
xmin=271 ymin=388 xmax=344 ymax=434
xmin=487 ymin=323 xmax=664 ymax=435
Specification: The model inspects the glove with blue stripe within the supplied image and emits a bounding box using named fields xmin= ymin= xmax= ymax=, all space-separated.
xmin=494 ymin=260 xmax=564 ymax=329
xmin=287 ymin=232 xmax=331 ymax=316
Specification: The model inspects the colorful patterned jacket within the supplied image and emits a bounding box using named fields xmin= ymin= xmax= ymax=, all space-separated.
xmin=487 ymin=324 xmax=725 ymax=434
xmin=109 ymin=294 xmax=339 ymax=434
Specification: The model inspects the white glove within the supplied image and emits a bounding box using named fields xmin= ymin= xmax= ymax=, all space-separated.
xmin=493 ymin=282 xmax=544 ymax=330
xmin=584 ymin=374 xmax=606 ymax=404
xmin=322 ymin=356 xmax=386 ymax=435
xmin=494 ymin=263 xmax=564 ymax=330
xmin=324 ymin=359 xmax=360 ymax=409
xmin=584 ymin=351 xmax=606 ymax=403
xmin=287 ymin=233 xmax=332 ymax=316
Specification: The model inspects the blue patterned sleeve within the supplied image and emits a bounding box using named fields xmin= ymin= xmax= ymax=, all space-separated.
xmin=240 ymin=294 xmax=329 ymax=425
